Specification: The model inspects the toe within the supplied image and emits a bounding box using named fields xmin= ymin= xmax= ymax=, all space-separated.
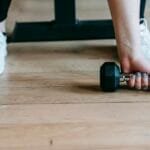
xmin=135 ymin=72 xmax=142 ymax=90
xmin=141 ymin=73 xmax=149 ymax=91
xmin=128 ymin=74 xmax=136 ymax=88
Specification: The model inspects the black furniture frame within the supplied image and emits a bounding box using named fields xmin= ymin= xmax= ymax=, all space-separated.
xmin=8 ymin=0 xmax=146 ymax=43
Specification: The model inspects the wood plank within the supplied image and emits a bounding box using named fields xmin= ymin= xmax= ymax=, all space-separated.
xmin=0 ymin=103 xmax=150 ymax=149
xmin=0 ymin=44 xmax=148 ymax=104
xmin=0 ymin=0 xmax=150 ymax=149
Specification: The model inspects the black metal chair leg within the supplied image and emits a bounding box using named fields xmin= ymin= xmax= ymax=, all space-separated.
xmin=140 ymin=0 xmax=146 ymax=19
xmin=8 ymin=0 xmax=147 ymax=43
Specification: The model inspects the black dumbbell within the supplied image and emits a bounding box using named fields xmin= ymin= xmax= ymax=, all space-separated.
xmin=100 ymin=62 xmax=134 ymax=92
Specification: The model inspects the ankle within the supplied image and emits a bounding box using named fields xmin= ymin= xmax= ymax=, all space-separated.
xmin=0 ymin=20 xmax=6 ymax=33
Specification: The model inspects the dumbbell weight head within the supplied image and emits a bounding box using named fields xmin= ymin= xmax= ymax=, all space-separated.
xmin=100 ymin=62 xmax=121 ymax=92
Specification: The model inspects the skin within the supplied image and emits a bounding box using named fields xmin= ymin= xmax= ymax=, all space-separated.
xmin=0 ymin=1 xmax=150 ymax=90
xmin=0 ymin=20 xmax=6 ymax=33
xmin=108 ymin=0 xmax=150 ymax=90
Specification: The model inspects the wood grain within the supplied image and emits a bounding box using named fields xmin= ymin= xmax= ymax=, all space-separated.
xmin=0 ymin=0 xmax=150 ymax=149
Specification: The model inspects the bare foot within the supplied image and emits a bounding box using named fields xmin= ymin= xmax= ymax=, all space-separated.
xmin=119 ymin=46 xmax=150 ymax=90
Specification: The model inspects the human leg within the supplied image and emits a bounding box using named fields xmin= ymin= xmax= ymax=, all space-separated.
xmin=0 ymin=0 xmax=11 ymax=74
xmin=107 ymin=0 xmax=150 ymax=90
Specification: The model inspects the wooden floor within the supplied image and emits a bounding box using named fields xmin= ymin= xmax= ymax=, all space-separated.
xmin=0 ymin=0 xmax=150 ymax=149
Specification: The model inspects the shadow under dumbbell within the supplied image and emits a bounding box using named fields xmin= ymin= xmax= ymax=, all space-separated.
xmin=73 ymin=84 xmax=100 ymax=93
xmin=58 ymin=81 xmax=101 ymax=94
xmin=121 ymin=86 xmax=150 ymax=92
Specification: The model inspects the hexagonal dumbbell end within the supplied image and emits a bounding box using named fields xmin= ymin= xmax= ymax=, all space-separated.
xmin=100 ymin=62 xmax=121 ymax=92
